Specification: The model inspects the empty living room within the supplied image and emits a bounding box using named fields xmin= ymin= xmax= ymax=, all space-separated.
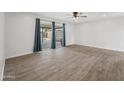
xmin=1 ymin=0 xmax=124 ymax=93
xmin=0 ymin=12 xmax=124 ymax=81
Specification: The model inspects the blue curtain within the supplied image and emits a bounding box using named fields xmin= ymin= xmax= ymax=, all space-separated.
xmin=62 ymin=23 xmax=66 ymax=47
xmin=33 ymin=18 xmax=42 ymax=52
xmin=51 ymin=21 xmax=56 ymax=49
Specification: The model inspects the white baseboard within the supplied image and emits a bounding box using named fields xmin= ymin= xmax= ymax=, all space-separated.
xmin=76 ymin=43 xmax=124 ymax=52
xmin=0 ymin=59 xmax=5 ymax=81
xmin=6 ymin=51 xmax=33 ymax=59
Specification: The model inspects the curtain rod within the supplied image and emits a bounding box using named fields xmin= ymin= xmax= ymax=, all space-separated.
xmin=39 ymin=18 xmax=65 ymax=24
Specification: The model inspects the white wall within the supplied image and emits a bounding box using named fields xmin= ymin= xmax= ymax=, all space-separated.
xmin=5 ymin=13 xmax=36 ymax=58
xmin=5 ymin=12 xmax=74 ymax=58
xmin=0 ymin=13 xmax=5 ymax=80
xmin=66 ymin=24 xmax=75 ymax=45
xmin=75 ymin=16 xmax=124 ymax=51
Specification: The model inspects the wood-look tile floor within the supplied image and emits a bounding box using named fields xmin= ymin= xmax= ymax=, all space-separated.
xmin=4 ymin=45 xmax=124 ymax=81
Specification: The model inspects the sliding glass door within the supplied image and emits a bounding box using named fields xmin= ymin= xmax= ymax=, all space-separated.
xmin=55 ymin=25 xmax=63 ymax=48
xmin=40 ymin=24 xmax=52 ymax=50
xmin=40 ymin=20 xmax=65 ymax=50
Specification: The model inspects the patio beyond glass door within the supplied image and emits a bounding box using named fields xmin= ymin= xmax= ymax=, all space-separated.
xmin=40 ymin=21 xmax=64 ymax=50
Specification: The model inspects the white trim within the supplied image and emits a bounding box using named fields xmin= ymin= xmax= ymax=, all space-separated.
xmin=76 ymin=44 xmax=124 ymax=53
xmin=6 ymin=51 xmax=33 ymax=59
xmin=0 ymin=59 xmax=5 ymax=81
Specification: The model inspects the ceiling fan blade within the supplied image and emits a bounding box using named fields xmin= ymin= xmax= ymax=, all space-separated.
xmin=80 ymin=16 xmax=87 ymax=17
xmin=79 ymin=12 xmax=83 ymax=14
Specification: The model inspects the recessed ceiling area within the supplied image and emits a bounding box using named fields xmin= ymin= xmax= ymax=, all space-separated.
xmin=35 ymin=12 xmax=124 ymax=23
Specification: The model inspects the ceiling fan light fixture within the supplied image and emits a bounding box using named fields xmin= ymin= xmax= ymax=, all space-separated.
xmin=66 ymin=12 xmax=87 ymax=21
xmin=73 ymin=16 xmax=79 ymax=20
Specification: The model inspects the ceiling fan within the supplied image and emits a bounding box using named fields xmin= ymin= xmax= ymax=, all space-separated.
xmin=67 ymin=12 xmax=87 ymax=19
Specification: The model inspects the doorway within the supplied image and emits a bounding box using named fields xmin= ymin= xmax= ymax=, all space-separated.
xmin=55 ymin=26 xmax=63 ymax=48
xmin=40 ymin=21 xmax=63 ymax=50
xmin=41 ymin=23 xmax=51 ymax=50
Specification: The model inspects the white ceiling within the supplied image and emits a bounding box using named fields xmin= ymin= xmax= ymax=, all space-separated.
xmin=35 ymin=12 xmax=124 ymax=23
